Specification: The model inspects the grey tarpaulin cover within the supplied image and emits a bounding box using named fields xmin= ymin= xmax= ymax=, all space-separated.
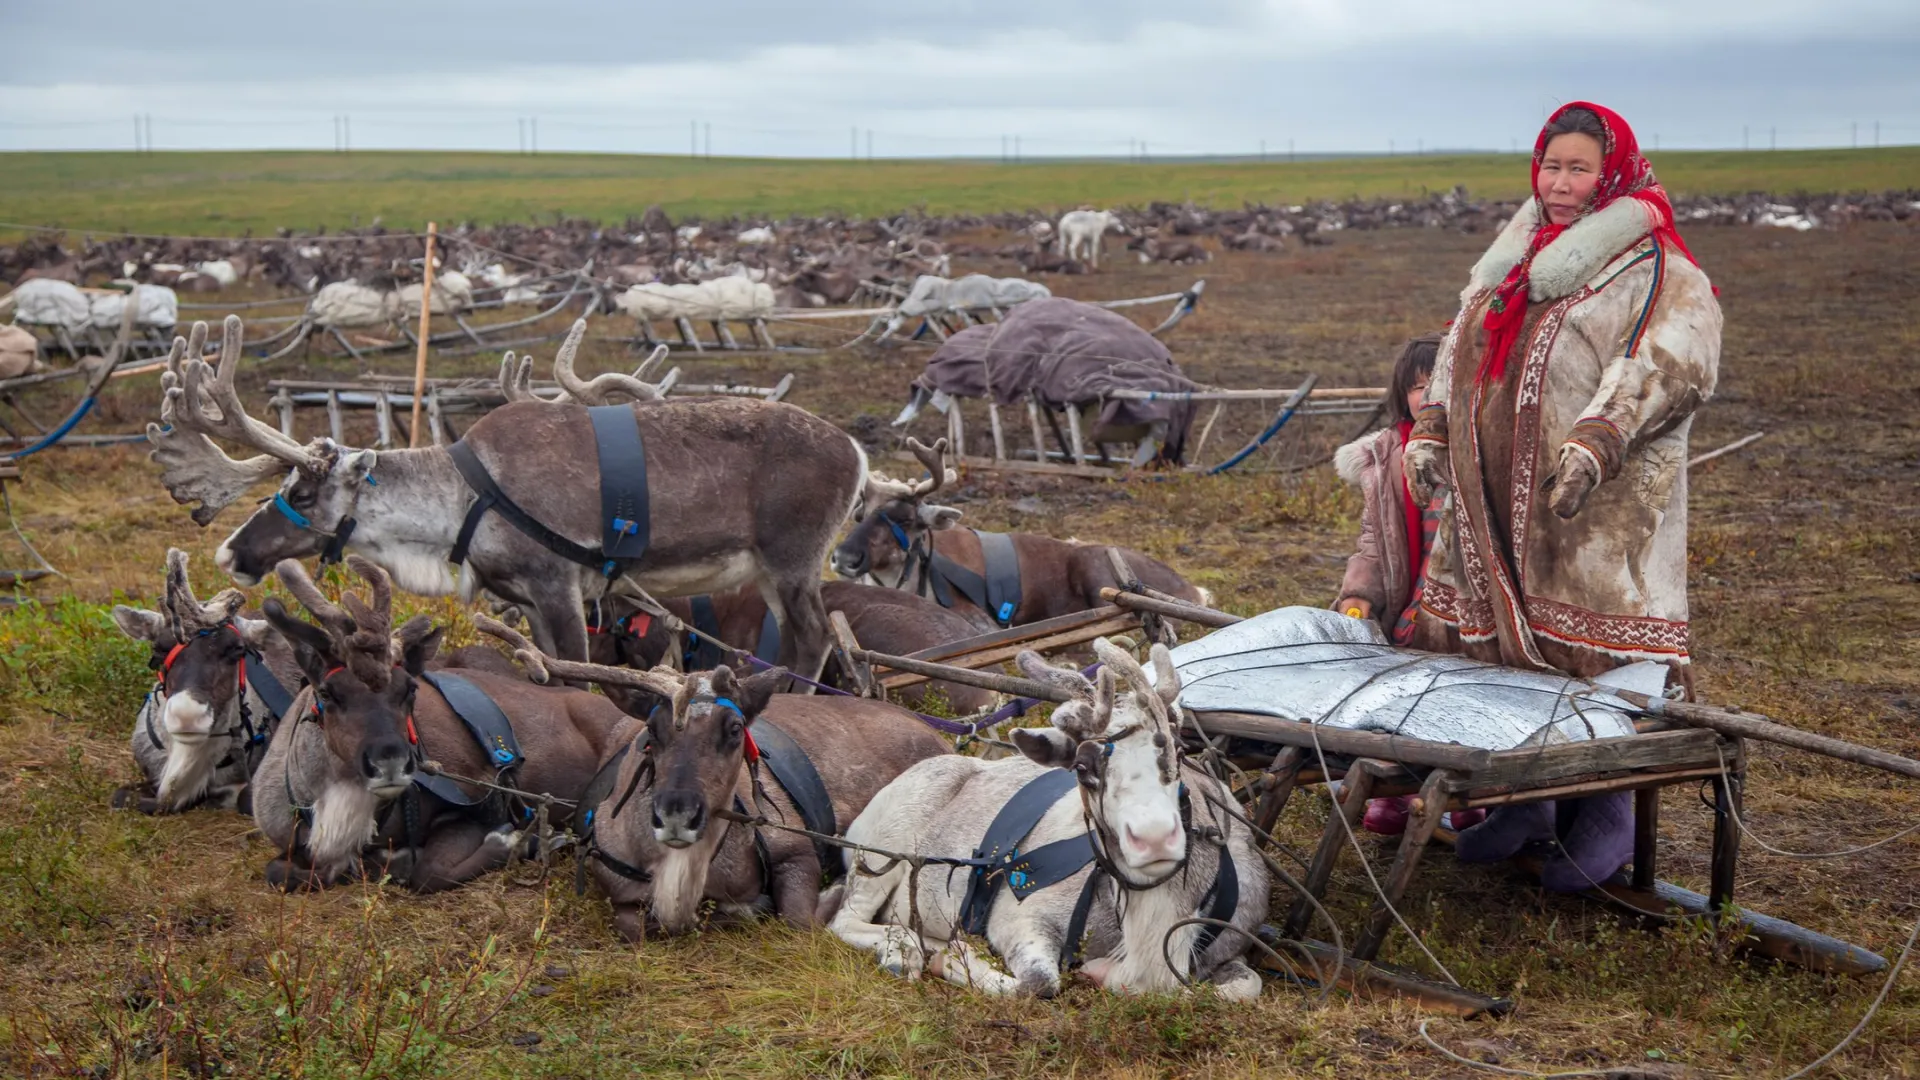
xmin=910 ymin=297 xmax=1198 ymax=461
xmin=1161 ymin=607 xmax=1667 ymax=751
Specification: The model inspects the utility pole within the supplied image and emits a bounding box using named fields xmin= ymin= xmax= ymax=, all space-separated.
xmin=343 ymin=114 xmax=349 ymax=152
xmin=1289 ymin=137 xmax=1294 ymax=162
xmin=704 ymin=121 xmax=711 ymax=159
xmin=1417 ymin=137 xmax=1423 ymax=155
xmin=1874 ymin=120 xmax=1880 ymax=147
xmin=517 ymin=118 xmax=525 ymax=155
xmin=1001 ymin=134 xmax=1007 ymax=163
xmin=1389 ymin=138 xmax=1395 ymax=155
xmin=1852 ymin=121 xmax=1858 ymax=148
xmin=1743 ymin=125 xmax=1749 ymax=150
xmin=1770 ymin=126 xmax=1776 ymax=151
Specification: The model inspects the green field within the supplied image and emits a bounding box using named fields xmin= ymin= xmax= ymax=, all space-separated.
xmin=2 ymin=146 xmax=1917 ymax=238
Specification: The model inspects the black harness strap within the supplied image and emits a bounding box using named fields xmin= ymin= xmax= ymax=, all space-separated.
xmin=447 ymin=440 xmax=608 ymax=572
xmin=927 ymin=530 xmax=1023 ymax=628
xmin=243 ymin=651 xmax=296 ymax=723
xmin=588 ymin=404 xmax=651 ymax=564
xmin=753 ymin=608 xmax=781 ymax=666
xmin=411 ymin=671 xmax=525 ymax=817
xmin=1189 ymin=846 xmax=1240 ymax=961
xmin=958 ymin=768 xmax=1094 ymax=936
xmin=686 ymin=595 xmax=726 ymax=670
xmin=747 ymin=716 xmax=840 ymax=880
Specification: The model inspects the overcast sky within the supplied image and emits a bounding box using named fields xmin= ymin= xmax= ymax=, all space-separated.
xmin=3 ymin=0 xmax=1916 ymax=156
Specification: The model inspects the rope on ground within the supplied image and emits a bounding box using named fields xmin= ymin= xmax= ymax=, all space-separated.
xmin=1715 ymin=744 xmax=1920 ymax=858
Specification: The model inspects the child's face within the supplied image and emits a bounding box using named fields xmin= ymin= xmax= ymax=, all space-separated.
xmin=1406 ymin=374 xmax=1430 ymax=416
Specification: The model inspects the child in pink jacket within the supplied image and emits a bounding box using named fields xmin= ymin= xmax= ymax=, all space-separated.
xmin=1333 ymin=335 xmax=1484 ymax=835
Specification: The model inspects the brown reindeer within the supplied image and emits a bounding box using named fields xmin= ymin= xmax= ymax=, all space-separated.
xmin=148 ymin=316 xmax=868 ymax=681
xmin=479 ymin=618 xmax=950 ymax=940
xmin=250 ymin=557 xmax=630 ymax=893
xmin=585 ymin=580 xmax=994 ymax=713
xmin=831 ymin=439 xmax=1210 ymax=624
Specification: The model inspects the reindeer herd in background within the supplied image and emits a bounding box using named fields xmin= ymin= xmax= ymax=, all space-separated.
xmin=111 ymin=312 xmax=1265 ymax=999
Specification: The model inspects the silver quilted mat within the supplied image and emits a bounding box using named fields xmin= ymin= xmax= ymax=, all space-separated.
xmin=1161 ymin=607 xmax=1666 ymax=751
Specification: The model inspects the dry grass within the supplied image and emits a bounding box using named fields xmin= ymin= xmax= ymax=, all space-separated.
xmin=3 ymin=219 xmax=1918 ymax=1078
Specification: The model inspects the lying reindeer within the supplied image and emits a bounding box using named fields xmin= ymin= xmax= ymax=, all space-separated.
xmin=110 ymin=549 xmax=302 ymax=814
xmin=251 ymin=556 xmax=630 ymax=892
xmin=585 ymin=579 xmax=995 ymax=713
xmin=479 ymin=618 xmax=950 ymax=942
xmin=831 ymin=438 xmax=1210 ymax=626
xmin=830 ymin=639 xmax=1268 ymax=999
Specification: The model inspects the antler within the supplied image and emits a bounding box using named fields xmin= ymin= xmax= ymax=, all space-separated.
xmin=163 ymin=547 xmax=244 ymax=638
xmin=497 ymin=350 xmax=539 ymax=403
xmin=864 ymin=436 xmax=956 ymax=504
xmin=273 ymin=556 xmax=396 ymax=688
xmin=146 ymin=330 xmax=297 ymax=525
xmin=172 ymin=316 xmax=319 ymax=468
xmin=474 ymin=614 xmax=682 ymax=698
xmin=549 ymin=319 xmax=673 ymax=404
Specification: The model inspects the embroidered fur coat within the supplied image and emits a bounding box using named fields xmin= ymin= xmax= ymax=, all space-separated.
xmin=1401 ymin=197 xmax=1722 ymax=686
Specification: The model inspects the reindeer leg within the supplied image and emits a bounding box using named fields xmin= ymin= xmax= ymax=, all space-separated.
xmin=398 ymin=821 xmax=520 ymax=894
xmin=768 ymin=852 xmax=826 ymax=929
xmin=772 ymin=577 xmax=831 ymax=687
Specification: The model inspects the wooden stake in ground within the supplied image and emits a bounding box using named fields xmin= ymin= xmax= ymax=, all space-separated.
xmin=408 ymin=222 xmax=438 ymax=448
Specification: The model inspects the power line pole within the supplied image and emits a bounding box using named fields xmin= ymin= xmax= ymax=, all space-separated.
xmin=517 ymin=118 xmax=525 ymax=155
xmin=1852 ymin=121 xmax=1858 ymax=148
xmin=343 ymin=115 xmax=349 ymax=152
xmin=852 ymin=126 xmax=858 ymax=160
xmin=1259 ymin=138 xmax=1265 ymax=162
xmin=1770 ymin=126 xmax=1776 ymax=151
xmin=1874 ymin=120 xmax=1880 ymax=147
xmin=704 ymin=121 xmax=711 ymax=159
xmin=1289 ymin=137 xmax=1295 ymax=162
xmin=1743 ymin=125 xmax=1749 ymax=150
xmin=693 ymin=120 xmax=699 ymax=159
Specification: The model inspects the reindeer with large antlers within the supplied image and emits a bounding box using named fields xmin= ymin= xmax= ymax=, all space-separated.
xmin=831 ymin=437 xmax=1212 ymax=627
xmin=150 ymin=315 xmax=869 ymax=679
xmin=249 ymin=556 xmax=630 ymax=892
xmin=477 ymin=616 xmax=949 ymax=940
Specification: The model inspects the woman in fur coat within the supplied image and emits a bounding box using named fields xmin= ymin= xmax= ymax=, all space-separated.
xmin=1401 ymin=102 xmax=1723 ymax=889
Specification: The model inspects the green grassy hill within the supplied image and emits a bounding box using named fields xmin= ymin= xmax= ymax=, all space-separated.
xmin=2 ymin=147 xmax=1916 ymax=239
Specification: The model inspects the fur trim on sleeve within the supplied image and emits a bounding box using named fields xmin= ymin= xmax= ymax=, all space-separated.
xmin=1527 ymin=199 xmax=1657 ymax=301
xmin=1469 ymin=201 xmax=1541 ymax=290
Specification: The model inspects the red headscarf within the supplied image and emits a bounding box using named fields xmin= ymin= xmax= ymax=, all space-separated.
xmin=1476 ymin=101 xmax=1700 ymax=383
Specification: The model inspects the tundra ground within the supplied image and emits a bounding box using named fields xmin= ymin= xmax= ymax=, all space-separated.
xmin=1 ymin=219 xmax=1917 ymax=1078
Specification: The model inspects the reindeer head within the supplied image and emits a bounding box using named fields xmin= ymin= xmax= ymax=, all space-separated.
xmin=475 ymin=615 xmax=784 ymax=934
xmin=111 ymin=549 xmax=277 ymax=808
xmin=1011 ymin=639 xmax=1189 ymax=885
xmin=145 ymin=316 xmax=379 ymax=584
xmin=263 ymin=557 xmax=443 ymax=801
xmin=830 ymin=437 xmax=960 ymax=585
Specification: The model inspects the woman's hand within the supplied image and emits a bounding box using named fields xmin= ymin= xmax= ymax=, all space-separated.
xmin=1403 ymin=439 xmax=1451 ymax=505
xmin=1546 ymin=443 xmax=1602 ymax=518
xmin=1336 ymin=598 xmax=1373 ymax=620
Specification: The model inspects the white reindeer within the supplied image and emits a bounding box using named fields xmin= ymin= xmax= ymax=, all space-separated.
xmin=828 ymin=638 xmax=1268 ymax=1000
xmin=1056 ymin=210 xmax=1126 ymax=271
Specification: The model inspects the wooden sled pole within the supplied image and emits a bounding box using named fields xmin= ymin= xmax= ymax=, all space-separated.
xmin=1256 ymin=935 xmax=1512 ymax=1017
xmin=407 ymin=221 xmax=437 ymax=448
xmin=1616 ymin=691 xmax=1920 ymax=781
xmin=1099 ymin=587 xmax=1243 ymax=628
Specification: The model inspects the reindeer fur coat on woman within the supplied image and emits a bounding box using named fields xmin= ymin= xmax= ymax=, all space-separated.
xmin=1401 ymin=197 xmax=1722 ymax=686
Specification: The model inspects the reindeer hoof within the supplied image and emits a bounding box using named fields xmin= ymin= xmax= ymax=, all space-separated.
xmin=233 ymin=785 xmax=253 ymax=817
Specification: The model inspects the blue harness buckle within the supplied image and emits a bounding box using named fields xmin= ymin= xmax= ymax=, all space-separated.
xmin=272 ymin=492 xmax=313 ymax=531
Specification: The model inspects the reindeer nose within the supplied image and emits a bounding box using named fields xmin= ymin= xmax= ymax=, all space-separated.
xmin=1124 ymin=821 xmax=1183 ymax=863
xmin=831 ymin=546 xmax=867 ymax=577
xmin=652 ymin=790 xmax=707 ymax=845
xmin=362 ymin=738 xmax=414 ymax=786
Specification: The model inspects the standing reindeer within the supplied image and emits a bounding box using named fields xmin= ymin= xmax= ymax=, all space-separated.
xmin=831 ymin=438 xmax=1210 ymax=626
xmin=147 ymin=316 xmax=871 ymax=680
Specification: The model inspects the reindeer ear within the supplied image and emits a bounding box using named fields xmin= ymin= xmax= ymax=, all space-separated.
xmin=235 ymin=615 xmax=275 ymax=650
xmin=262 ymin=598 xmax=337 ymax=687
xmin=396 ymin=615 xmax=443 ymax=675
xmin=111 ymin=605 xmax=167 ymax=643
xmin=1011 ymin=726 xmax=1077 ymax=769
xmin=736 ymin=667 xmax=786 ymax=717
xmin=917 ymin=504 xmax=963 ymax=530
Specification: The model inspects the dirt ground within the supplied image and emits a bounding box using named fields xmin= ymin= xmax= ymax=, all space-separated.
xmin=1 ymin=220 xmax=1916 ymax=1078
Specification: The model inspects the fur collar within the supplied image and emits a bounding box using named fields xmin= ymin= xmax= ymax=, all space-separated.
xmin=1333 ymin=428 xmax=1392 ymax=486
xmin=1469 ymin=198 xmax=1656 ymax=302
